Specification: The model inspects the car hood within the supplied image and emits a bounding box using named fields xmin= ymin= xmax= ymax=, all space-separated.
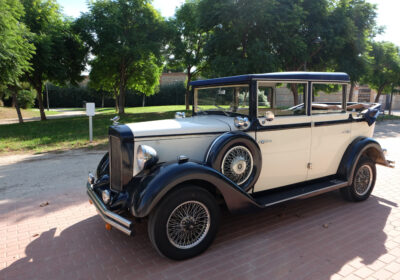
xmin=126 ymin=115 xmax=232 ymax=138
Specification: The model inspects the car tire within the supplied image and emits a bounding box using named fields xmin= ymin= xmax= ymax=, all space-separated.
xmin=148 ymin=185 xmax=220 ymax=260
xmin=209 ymin=135 xmax=261 ymax=191
xmin=340 ymin=156 xmax=376 ymax=202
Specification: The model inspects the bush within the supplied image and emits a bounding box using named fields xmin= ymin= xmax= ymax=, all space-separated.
xmin=144 ymin=82 xmax=186 ymax=106
xmin=17 ymin=89 xmax=36 ymax=109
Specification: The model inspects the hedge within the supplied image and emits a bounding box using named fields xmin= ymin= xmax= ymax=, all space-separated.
xmin=43 ymin=82 xmax=187 ymax=108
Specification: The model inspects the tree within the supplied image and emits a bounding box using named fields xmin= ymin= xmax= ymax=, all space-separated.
xmin=89 ymin=57 xmax=121 ymax=111
xmin=364 ymin=42 xmax=400 ymax=103
xmin=20 ymin=0 xmax=88 ymax=120
xmin=198 ymin=0 xmax=278 ymax=77
xmin=79 ymin=0 xmax=166 ymax=114
xmin=196 ymin=0 xmax=379 ymax=105
xmin=168 ymin=0 xmax=208 ymax=110
xmin=326 ymin=0 xmax=378 ymax=101
xmin=0 ymin=0 xmax=35 ymax=123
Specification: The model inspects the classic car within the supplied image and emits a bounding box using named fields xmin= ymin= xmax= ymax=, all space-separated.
xmin=86 ymin=72 xmax=395 ymax=260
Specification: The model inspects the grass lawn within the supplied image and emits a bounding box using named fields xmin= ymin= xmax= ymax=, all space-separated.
xmin=0 ymin=107 xmax=60 ymax=119
xmin=377 ymin=114 xmax=400 ymax=121
xmin=0 ymin=106 xmax=189 ymax=154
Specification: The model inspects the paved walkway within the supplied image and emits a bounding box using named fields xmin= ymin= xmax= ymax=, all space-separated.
xmin=0 ymin=109 xmax=86 ymax=125
xmin=0 ymin=121 xmax=400 ymax=280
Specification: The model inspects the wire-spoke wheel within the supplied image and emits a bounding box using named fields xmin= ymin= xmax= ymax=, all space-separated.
xmin=167 ymin=201 xmax=210 ymax=249
xmin=354 ymin=165 xmax=373 ymax=196
xmin=221 ymin=145 xmax=253 ymax=185
xmin=148 ymin=186 xmax=220 ymax=260
xmin=341 ymin=156 xmax=376 ymax=202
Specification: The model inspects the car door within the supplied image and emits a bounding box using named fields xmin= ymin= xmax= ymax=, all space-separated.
xmin=254 ymin=82 xmax=311 ymax=192
xmin=307 ymin=83 xmax=352 ymax=180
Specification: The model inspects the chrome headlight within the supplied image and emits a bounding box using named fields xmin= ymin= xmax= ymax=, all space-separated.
xmin=137 ymin=145 xmax=158 ymax=171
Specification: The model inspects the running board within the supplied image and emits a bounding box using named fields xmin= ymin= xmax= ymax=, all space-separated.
xmin=254 ymin=179 xmax=348 ymax=207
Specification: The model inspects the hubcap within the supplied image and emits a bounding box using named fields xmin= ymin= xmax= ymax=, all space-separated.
xmin=221 ymin=145 xmax=253 ymax=185
xmin=354 ymin=165 xmax=373 ymax=196
xmin=166 ymin=201 xmax=210 ymax=249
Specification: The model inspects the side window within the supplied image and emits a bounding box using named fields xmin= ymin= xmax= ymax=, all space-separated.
xmin=258 ymin=83 xmax=306 ymax=117
xmin=312 ymin=84 xmax=345 ymax=114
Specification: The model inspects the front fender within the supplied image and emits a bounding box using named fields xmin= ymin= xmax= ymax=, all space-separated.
xmin=129 ymin=161 xmax=259 ymax=218
xmin=337 ymin=137 xmax=391 ymax=184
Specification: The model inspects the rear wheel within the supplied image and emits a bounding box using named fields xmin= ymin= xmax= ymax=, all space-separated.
xmin=340 ymin=157 xmax=376 ymax=202
xmin=148 ymin=185 xmax=220 ymax=260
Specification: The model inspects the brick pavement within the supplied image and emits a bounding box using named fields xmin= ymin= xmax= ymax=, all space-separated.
xmin=1 ymin=120 xmax=400 ymax=280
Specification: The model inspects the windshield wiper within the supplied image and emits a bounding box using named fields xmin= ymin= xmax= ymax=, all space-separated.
xmin=214 ymin=105 xmax=230 ymax=116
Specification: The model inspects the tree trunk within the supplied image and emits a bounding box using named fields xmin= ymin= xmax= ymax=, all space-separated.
xmin=102 ymin=94 xmax=105 ymax=108
xmin=142 ymin=94 xmax=145 ymax=107
xmin=35 ymin=82 xmax=46 ymax=120
xmin=290 ymin=84 xmax=299 ymax=105
xmin=118 ymin=68 xmax=127 ymax=114
xmin=185 ymin=71 xmax=192 ymax=110
xmin=389 ymin=90 xmax=394 ymax=115
xmin=113 ymin=89 xmax=119 ymax=113
xmin=118 ymin=87 xmax=125 ymax=114
xmin=375 ymin=88 xmax=383 ymax=103
xmin=233 ymin=87 xmax=239 ymax=112
xmin=348 ymin=82 xmax=355 ymax=102
xmin=11 ymin=87 xmax=23 ymax=124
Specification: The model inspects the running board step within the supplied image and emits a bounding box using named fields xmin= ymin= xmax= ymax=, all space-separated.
xmin=254 ymin=179 xmax=348 ymax=207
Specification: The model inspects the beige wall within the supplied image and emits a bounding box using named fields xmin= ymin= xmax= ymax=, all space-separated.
xmin=160 ymin=72 xmax=186 ymax=86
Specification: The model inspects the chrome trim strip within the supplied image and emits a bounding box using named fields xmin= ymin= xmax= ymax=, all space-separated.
xmin=263 ymin=181 xmax=348 ymax=207
xmin=86 ymin=183 xmax=133 ymax=235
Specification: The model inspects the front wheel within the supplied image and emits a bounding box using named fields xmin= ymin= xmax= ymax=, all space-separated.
xmin=340 ymin=157 xmax=376 ymax=202
xmin=148 ymin=185 xmax=220 ymax=260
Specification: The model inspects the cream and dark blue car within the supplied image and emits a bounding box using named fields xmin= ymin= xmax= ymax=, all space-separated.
xmin=87 ymin=72 xmax=394 ymax=260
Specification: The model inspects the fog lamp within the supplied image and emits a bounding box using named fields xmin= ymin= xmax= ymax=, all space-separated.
xmin=102 ymin=189 xmax=111 ymax=204
xmin=88 ymin=173 xmax=95 ymax=185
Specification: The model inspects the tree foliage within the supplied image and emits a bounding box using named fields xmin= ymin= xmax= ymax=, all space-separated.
xmin=20 ymin=0 xmax=88 ymax=120
xmin=78 ymin=0 xmax=166 ymax=113
xmin=0 ymin=0 xmax=34 ymax=85
xmin=364 ymin=41 xmax=400 ymax=102
xmin=0 ymin=0 xmax=35 ymax=123
xmin=185 ymin=0 xmax=379 ymax=104
xmin=168 ymin=0 xmax=208 ymax=109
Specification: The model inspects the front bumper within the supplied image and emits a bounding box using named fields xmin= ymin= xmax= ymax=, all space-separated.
xmin=86 ymin=182 xmax=134 ymax=236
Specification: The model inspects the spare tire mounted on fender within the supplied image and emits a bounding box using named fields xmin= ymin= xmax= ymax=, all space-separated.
xmin=206 ymin=132 xmax=262 ymax=191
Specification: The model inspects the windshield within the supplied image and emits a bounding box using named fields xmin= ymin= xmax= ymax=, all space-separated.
xmin=194 ymin=85 xmax=250 ymax=116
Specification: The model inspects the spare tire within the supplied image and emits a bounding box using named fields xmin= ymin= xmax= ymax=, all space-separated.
xmin=205 ymin=132 xmax=261 ymax=191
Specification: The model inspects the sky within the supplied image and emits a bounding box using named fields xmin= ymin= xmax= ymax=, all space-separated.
xmin=58 ymin=0 xmax=400 ymax=46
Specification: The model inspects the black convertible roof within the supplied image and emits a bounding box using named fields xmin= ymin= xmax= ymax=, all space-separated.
xmin=189 ymin=72 xmax=350 ymax=87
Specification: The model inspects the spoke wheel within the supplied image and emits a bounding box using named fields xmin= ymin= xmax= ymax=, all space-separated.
xmin=221 ymin=145 xmax=253 ymax=185
xmin=167 ymin=201 xmax=210 ymax=249
xmin=148 ymin=186 xmax=220 ymax=260
xmin=354 ymin=165 xmax=373 ymax=196
xmin=340 ymin=156 xmax=376 ymax=202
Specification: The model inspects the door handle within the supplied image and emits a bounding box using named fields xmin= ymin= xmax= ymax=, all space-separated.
xmin=342 ymin=130 xmax=350 ymax=134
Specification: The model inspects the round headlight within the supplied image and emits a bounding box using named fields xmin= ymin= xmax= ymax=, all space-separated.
xmin=137 ymin=145 xmax=158 ymax=171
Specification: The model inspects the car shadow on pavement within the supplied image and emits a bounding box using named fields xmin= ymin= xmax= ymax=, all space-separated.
xmin=1 ymin=192 xmax=394 ymax=280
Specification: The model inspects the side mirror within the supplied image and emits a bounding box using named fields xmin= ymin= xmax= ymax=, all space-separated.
xmin=264 ymin=111 xmax=274 ymax=121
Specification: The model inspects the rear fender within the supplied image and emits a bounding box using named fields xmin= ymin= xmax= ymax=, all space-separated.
xmin=337 ymin=137 xmax=390 ymax=184
xmin=129 ymin=161 xmax=259 ymax=218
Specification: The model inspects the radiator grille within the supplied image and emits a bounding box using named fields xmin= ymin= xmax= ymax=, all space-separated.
xmin=110 ymin=136 xmax=122 ymax=190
